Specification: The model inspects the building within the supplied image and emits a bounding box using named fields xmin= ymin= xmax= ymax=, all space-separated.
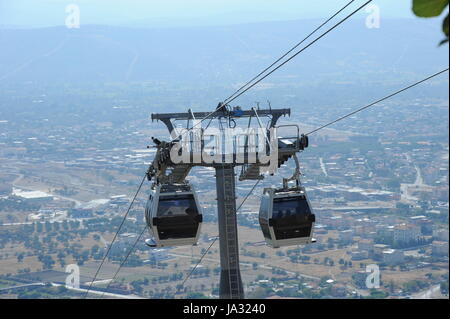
xmin=353 ymin=225 xmax=365 ymax=236
xmin=69 ymin=208 xmax=93 ymax=218
xmin=110 ymin=195 xmax=129 ymax=205
xmin=323 ymin=215 xmax=352 ymax=230
xmin=148 ymin=248 xmax=170 ymax=262
xmin=393 ymin=224 xmax=421 ymax=244
xmin=409 ymin=215 xmax=427 ymax=223
xmin=351 ymin=250 xmax=369 ymax=261
xmin=366 ymin=231 xmax=378 ymax=239
xmin=111 ymin=233 xmax=139 ymax=254
xmin=12 ymin=188 xmax=53 ymax=204
xmin=339 ymin=229 xmax=354 ymax=243
xmin=28 ymin=209 xmax=65 ymax=221
xmin=373 ymin=244 xmax=390 ymax=260
xmin=0 ymin=184 xmax=12 ymax=196
xmin=353 ymin=218 xmax=376 ymax=237
xmin=382 ymin=249 xmax=404 ymax=265
xmin=376 ymin=225 xmax=394 ymax=240
xmin=433 ymin=228 xmax=449 ymax=242
xmin=431 ymin=241 xmax=449 ymax=257
xmin=314 ymin=224 xmax=328 ymax=235
xmin=358 ymin=239 xmax=374 ymax=253
xmin=410 ymin=216 xmax=433 ymax=235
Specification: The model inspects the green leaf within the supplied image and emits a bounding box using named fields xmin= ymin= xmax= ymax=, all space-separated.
xmin=443 ymin=13 xmax=449 ymax=36
xmin=440 ymin=13 xmax=449 ymax=45
xmin=412 ymin=0 xmax=449 ymax=17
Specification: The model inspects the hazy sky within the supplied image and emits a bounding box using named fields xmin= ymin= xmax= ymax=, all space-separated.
xmin=0 ymin=0 xmax=420 ymax=28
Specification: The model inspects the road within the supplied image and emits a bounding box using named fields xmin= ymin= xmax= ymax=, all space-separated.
xmin=315 ymin=205 xmax=394 ymax=211
xmin=0 ymin=281 xmax=143 ymax=299
xmin=50 ymin=283 xmax=144 ymax=299
xmin=319 ymin=158 xmax=328 ymax=177
xmin=0 ymin=222 xmax=34 ymax=227
xmin=168 ymin=251 xmax=320 ymax=281
xmin=99 ymin=235 xmax=109 ymax=249
xmin=11 ymin=172 xmax=83 ymax=206
xmin=0 ymin=218 xmax=86 ymax=227
xmin=412 ymin=284 xmax=442 ymax=299
xmin=0 ymin=282 xmax=46 ymax=292
xmin=400 ymin=154 xmax=428 ymax=203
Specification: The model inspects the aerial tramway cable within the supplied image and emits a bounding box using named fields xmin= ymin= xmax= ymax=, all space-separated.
xmin=83 ymin=174 xmax=147 ymax=298
xmin=222 ymin=0 xmax=357 ymax=105
xmin=305 ymin=68 xmax=449 ymax=135
xmin=86 ymin=0 xmax=447 ymax=298
xmin=99 ymin=225 xmax=148 ymax=299
xmin=167 ymin=0 xmax=369 ymax=143
xmin=179 ymin=67 xmax=450 ymax=287
xmin=224 ymin=0 xmax=373 ymax=105
xmin=181 ymin=179 xmax=262 ymax=287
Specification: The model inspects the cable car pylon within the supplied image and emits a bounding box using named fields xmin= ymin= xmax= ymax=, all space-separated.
xmin=145 ymin=105 xmax=311 ymax=299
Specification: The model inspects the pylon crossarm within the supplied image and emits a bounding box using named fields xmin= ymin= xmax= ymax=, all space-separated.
xmin=146 ymin=134 xmax=309 ymax=182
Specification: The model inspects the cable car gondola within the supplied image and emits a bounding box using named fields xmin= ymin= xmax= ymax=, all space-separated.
xmin=258 ymin=154 xmax=315 ymax=248
xmin=145 ymin=182 xmax=202 ymax=248
xmin=259 ymin=184 xmax=315 ymax=248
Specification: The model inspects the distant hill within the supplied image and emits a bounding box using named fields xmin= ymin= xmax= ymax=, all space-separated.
xmin=0 ymin=18 xmax=448 ymax=86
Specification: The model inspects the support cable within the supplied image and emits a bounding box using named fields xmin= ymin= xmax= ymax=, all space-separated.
xmin=222 ymin=0 xmax=357 ymax=105
xmin=306 ymin=68 xmax=449 ymax=135
xmin=181 ymin=179 xmax=261 ymax=287
xmin=224 ymin=0 xmax=373 ymax=105
xmin=98 ymin=225 xmax=148 ymax=299
xmin=83 ymin=174 xmax=147 ymax=298
xmin=165 ymin=1 xmax=365 ymax=145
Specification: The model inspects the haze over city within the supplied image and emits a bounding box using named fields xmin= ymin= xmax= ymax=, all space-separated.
xmin=0 ymin=0 xmax=448 ymax=302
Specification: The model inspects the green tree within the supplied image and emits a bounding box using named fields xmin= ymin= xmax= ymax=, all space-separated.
xmin=389 ymin=280 xmax=396 ymax=293
xmin=367 ymin=289 xmax=388 ymax=299
xmin=413 ymin=0 xmax=449 ymax=45
xmin=186 ymin=292 xmax=207 ymax=299
xmin=17 ymin=253 xmax=25 ymax=263
xmin=440 ymin=281 xmax=449 ymax=295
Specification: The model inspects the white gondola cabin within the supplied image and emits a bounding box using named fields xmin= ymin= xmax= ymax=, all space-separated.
xmin=259 ymin=185 xmax=315 ymax=248
xmin=145 ymin=183 xmax=202 ymax=248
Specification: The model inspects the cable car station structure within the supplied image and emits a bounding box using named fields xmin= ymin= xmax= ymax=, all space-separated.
xmin=145 ymin=105 xmax=314 ymax=299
